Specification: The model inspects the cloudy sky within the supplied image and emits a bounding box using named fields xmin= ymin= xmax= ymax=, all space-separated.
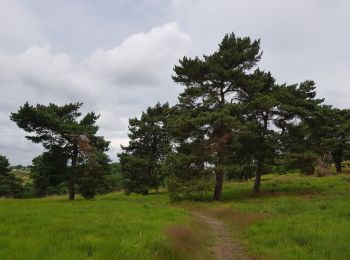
xmin=0 ymin=0 xmax=349 ymax=165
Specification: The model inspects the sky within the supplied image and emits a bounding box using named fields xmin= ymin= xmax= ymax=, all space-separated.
xmin=0 ymin=0 xmax=349 ymax=165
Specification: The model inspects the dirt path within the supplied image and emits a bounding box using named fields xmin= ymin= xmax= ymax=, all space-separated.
xmin=191 ymin=210 xmax=244 ymax=260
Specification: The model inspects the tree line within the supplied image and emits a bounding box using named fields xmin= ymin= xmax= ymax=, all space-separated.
xmin=1 ymin=103 xmax=121 ymax=199
xmin=119 ymin=33 xmax=350 ymax=201
xmin=1 ymin=33 xmax=349 ymax=201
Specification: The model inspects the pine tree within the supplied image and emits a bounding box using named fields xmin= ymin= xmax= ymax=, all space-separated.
xmin=172 ymin=33 xmax=261 ymax=200
xmin=276 ymin=82 xmax=325 ymax=175
xmin=238 ymin=74 xmax=322 ymax=192
xmin=10 ymin=102 xmax=110 ymax=200
xmin=118 ymin=103 xmax=171 ymax=194
xmin=330 ymin=109 xmax=350 ymax=173
xmin=0 ymin=155 xmax=23 ymax=198
xmin=31 ymin=146 xmax=68 ymax=196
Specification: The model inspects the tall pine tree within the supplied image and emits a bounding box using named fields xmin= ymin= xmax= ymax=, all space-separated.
xmin=172 ymin=33 xmax=261 ymax=200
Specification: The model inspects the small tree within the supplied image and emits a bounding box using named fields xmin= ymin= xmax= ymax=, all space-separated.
xmin=30 ymin=147 xmax=68 ymax=196
xmin=326 ymin=108 xmax=350 ymax=173
xmin=164 ymin=153 xmax=213 ymax=202
xmin=270 ymin=81 xmax=326 ymax=177
xmin=0 ymin=155 xmax=23 ymax=198
xmin=118 ymin=103 xmax=171 ymax=194
xmin=78 ymin=151 xmax=110 ymax=199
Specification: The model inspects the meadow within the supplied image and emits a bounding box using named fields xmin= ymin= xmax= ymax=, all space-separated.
xmin=189 ymin=173 xmax=350 ymax=260
xmin=0 ymin=193 xmax=195 ymax=260
xmin=1 ymin=173 xmax=349 ymax=259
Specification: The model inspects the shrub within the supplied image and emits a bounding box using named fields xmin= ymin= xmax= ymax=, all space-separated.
xmin=162 ymin=153 xmax=213 ymax=202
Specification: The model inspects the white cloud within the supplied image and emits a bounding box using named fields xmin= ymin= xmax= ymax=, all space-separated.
xmin=0 ymin=22 xmax=191 ymax=164
xmin=87 ymin=22 xmax=190 ymax=87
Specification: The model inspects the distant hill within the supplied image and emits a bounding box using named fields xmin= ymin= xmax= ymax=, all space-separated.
xmin=11 ymin=168 xmax=31 ymax=184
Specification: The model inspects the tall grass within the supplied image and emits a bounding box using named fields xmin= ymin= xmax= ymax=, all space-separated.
xmin=0 ymin=193 xmax=188 ymax=259
xmin=1 ymin=173 xmax=349 ymax=259
xmin=220 ymin=174 xmax=350 ymax=260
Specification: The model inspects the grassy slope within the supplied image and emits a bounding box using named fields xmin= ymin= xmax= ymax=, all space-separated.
xmin=0 ymin=193 xmax=191 ymax=260
xmin=194 ymin=173 xmax=350 ymax=260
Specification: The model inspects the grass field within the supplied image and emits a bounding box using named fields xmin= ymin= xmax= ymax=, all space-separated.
xmin=237 ymin=174 xmax=350 ymax=260
xmin=0 ymin=193 xmax=196 ymax=260
xmin=188 ymin=173 xmax=350 ymax=260
xmin=1 ymin=173 xmax=349 ymax=259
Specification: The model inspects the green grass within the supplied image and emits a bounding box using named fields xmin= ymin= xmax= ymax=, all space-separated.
xmin=0 ymin=192 xmax=190 ymax=260
xmin=1 ymin=173 xmax=350 ymax=259
xmin=212 ymin=173 xmax=350 ymax=260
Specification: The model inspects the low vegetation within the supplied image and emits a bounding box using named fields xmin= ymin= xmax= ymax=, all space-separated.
xmin=1 ymin=173 xmax=349 ymax=259
xmin=0 ymin=193 xmax=190 ymax=260
xmin=185 ymin=173 xmax=350 ymax=259
xmin=241 ymin=175 xmax=350 ymax=259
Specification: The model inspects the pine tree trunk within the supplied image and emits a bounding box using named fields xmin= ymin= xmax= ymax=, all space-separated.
xmin=253 ymin=160 xmax=262 ymax=194
xmin=305 ymin=160 xmax=315 ymax=175
xmin=213 ymin=150 xmax=224 ymax=201
xmin=253 ymin=116 xmax=268 ymax=194
xmin=68 ymin=145 xmax=78 ymax=200
xmin=213 ymin=168 xmax=224 ymax=201
xmin=335 ymin=161 xmax=342 ymax=173
xmin=334 ymin=149 xmax=342 ymax=173
xmin=68 ymin=178 xmax=75 ymax=200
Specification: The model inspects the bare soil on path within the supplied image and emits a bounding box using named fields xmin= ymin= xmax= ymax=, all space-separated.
xmin=191 ymin=210 xmax=246 ymax=260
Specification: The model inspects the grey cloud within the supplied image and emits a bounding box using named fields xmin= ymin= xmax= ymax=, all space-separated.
xmin=0 ymin=0 xmax=349 ymax=164
xmin=0 ymin=0 xmax=45 ymax=54
xmin=0 ymin=21 xmax=191 ymax=164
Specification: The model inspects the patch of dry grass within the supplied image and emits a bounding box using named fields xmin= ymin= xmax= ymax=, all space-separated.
xmin=165 ymin=218 xmax=215 ymax=260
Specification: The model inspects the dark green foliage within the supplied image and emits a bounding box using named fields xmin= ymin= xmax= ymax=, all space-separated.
xmin=0 ymin=155 xmax=23 ymax=198
xmin=77 ymin=151 xmax=110 ymax=199
xmin=99 ymin=163 xmax=123 ymax=193
xmin=30 ymin=150 xmax=120 ymax=199
xmin=119 ymin=156 xmax=150 ymax=194
xmin=11 ymin=102 xmax=110 ymax=200
xmin=119 ymin=103 xmax=171 ymax=194
xmin=169 ymin=32 xmax=329 ymax=198
xmin=5 ymin=32 xmax=350 ymax=204
xmin=276 ymin=81 xmax=325 ymax=174
xmin=279 ymin=103 xmax=350 ymax=175
xmin=0 ymin=155 xmax=10 ymax=175
xmin=237 ymin=71 xmax=323 ymax=191
xmin=110 ymin=162 xmax=121 ymax=175
xmin=323 ymin=108 xmax=350 ymax=173
xmin=171 ymin=33 xmax=261 ymax=200
xmin=31 ymin=147 xmax=68 ymax=196
xmin=164 ymin=153 xmax=213 ymax=201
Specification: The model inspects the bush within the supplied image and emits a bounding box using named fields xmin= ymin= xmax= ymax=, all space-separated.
xmin=0 ymin=155 xmax=24 ymax=198
xmin=225 ymin=164 xmax=255 ymax=181
xmin=99 ymin=173 xmax=122 ymax=193
xmin=167 ymin=175 xmax=213 ymax=202
xmin=162 ymin=153 xmax=213 ymax=202
xmin=77 ymin=152 xmax=110 ymax=199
